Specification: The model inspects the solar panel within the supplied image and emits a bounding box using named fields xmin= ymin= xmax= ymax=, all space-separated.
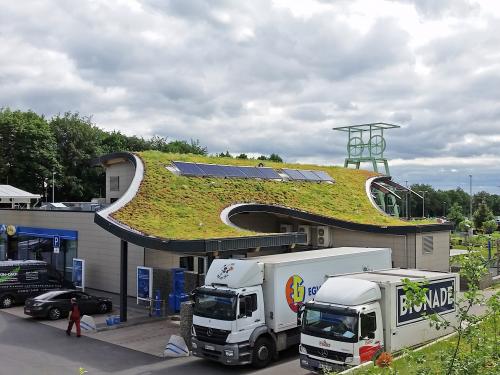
xmin=173 ymin=161 xmax=205 ymax=176
xmin=312 ymin=170 xmax=334 ymax=182
xmin=282 ymin=168 xmax=307 ymax=180
xmin=196 ymin=163 xmax=227 ymax=177
xmin=222 ymin=166 xmax=248 ymax=178
xmin=299 ymin=170 xmax=321 ymax=181
xmin=238 ymin=166 xmax=266 ymax=179
xmin=258 ymin=167 xmax=282 ymax=179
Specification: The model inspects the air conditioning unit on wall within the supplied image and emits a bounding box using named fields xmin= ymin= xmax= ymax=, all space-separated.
xmin=297 ymin=225 xmax=311 ymax=245
xmin=315 ymin=226 xmax=331 ymax=247
xmin=280 ymin=224 xmax=293 ymax=233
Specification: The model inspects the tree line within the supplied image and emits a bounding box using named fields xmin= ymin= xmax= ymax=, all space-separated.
xmin=408 ymin=183 xmax=499 ymax=231
xmin=0 ymin=109 xmax=207 ymax=202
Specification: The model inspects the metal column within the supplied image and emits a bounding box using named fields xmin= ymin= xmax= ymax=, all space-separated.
xmin=120 ymin=239 xmax=128 ymax=322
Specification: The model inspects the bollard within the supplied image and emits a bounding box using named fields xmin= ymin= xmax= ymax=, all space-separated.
xmin=180 ymin=301 xmax=193 ymax=350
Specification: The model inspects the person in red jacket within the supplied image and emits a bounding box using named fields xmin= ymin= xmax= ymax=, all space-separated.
xmin=66 ymin=297 xmax=81 ymax=337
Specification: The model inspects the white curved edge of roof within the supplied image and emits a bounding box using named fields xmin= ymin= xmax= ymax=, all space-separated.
xmin=220 ymin=203 xmax=253 ymax=230
xmin=365 ymin=176 xmax=390 ymax=217
xmin=95 ymin=154 xmax=146 ymax=236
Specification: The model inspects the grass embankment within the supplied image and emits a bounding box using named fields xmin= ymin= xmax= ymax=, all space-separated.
xmin=350 ymin=316 xmax=499 ymax=374
xmin=113 ymin=151 xmax=436 ymax=240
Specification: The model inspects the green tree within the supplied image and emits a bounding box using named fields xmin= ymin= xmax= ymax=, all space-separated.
xmin=0 ymin=109 xmax=59 ymax=197
xmin=49 ymin=112 xmax=105 ymax=201
xmin=458 ymin=219 xmax=473 ymax=233
xmin=482 ymin=219 xmax=497 ymax=234
xmin=257 ymin=155 xmax=267 ymax=160
xmin=402 ymin=250 xmax=489 ymax=375
xmin=236 ymin=153 xmax=248 ymax=159
xmin=217 ymin=151 xmax=231 ymax=158
xmin=473 ymin=201 xmax=494 ymax=230
xmin=268 ymin=153 xmax=283 ymax=163
xmin=447 ymin=202 xmax=465 ymax=228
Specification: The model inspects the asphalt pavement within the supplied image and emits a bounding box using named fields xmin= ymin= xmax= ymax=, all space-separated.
xmin=0 ymin=310 xmax=306 ymax=375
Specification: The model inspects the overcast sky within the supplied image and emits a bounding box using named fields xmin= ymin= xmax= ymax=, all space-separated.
xmin=1 ymin=0 xmax=500 ymax=193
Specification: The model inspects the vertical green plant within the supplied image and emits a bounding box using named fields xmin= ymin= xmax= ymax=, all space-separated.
xmin=402 ymin=248 xmax=487 ymax=375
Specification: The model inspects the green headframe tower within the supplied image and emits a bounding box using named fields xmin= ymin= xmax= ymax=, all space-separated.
xmin=333 ymin=122 xmax=400 ymax=176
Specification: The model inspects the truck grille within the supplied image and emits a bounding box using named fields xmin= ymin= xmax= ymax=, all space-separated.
xmin=303 ymin=344 xmax=351 ymax=362
xmin=193 ymin=325 xmax=230 ymax=345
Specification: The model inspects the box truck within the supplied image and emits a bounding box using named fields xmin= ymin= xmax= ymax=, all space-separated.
xmin=299 ymin=269 xmax=459 ymax=373
xmin=0 ymin=260 xmax=67 ymax=308
xmin=191 ymin=247 xmax=392 ymax=367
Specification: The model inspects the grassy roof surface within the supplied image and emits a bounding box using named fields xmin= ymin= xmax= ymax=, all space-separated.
xmin=112 ymin=151 xmax=431 ymax=240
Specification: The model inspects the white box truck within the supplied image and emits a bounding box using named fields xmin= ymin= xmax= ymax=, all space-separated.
xmin=191 ymin=247 xmax=392 ymax=367
xmin=299 ymin=269 xmax=459 ymax=373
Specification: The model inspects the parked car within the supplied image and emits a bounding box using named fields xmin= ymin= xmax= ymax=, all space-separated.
xmin=0 ymin=260 xmax=72 ymax=308
xmin=24 ymin=290 xmax=112 ymax=320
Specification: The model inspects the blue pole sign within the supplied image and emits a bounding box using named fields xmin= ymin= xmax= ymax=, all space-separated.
xmin=137 ymin=266 xmax=153 ymax=303
xmin=53 ymin=235 xmax=60 ymax=254
xmin=72 ymin=258 xmax=85 ymax=291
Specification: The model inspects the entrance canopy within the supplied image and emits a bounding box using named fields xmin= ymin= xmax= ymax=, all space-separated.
xmin=0 ymin=185 xmax=41 ymax=208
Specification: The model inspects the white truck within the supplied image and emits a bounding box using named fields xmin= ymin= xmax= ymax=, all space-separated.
xmin=191 ymin=247 xmax=392 ymax=367
xmin=299 ymin=269 xmax=459 ymax=373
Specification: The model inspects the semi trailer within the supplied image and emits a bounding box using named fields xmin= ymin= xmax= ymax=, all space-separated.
xmin=191 ymin=247 xmax=392 ymax=367
xmin=299 ymin=269 xmax=459 ymax=372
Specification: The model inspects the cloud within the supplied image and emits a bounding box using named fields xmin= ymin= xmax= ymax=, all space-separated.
xmin=0 ymin=0 xmax=500 ymax=192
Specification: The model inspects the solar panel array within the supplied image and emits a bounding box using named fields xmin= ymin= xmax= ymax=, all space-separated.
xmin=282 ymin=168 xmax=334 ymax=182
xmin=172 ymin=161 xmax=334 ymax=183
xmin=173 ymin=161 xmax=281 ymax=180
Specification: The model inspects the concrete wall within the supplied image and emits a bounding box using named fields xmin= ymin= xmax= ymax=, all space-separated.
xmin=415 ymin=231 xmax=450 ymax=272
xmin=145 ymin=249 xmax=181 ymax=270
xmin=105 ymin=160 xmax=135 ymax=204
xmin=0 ymin=209 xmax=144 ymax=296
xmin=331 ymin=227 xmax=411 ymax=268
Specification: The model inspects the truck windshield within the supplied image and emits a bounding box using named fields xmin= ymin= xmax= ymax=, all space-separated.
xmin=193 ymin=289 xmax=236 ymax=321
xmin=302 ymin=306 xmax=359 ymax=343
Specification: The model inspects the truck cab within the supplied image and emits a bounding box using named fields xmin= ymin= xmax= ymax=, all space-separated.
xmin=191 ymin=260 xmax=271 ymax=367
xmin=299 ymin=269 xmax=459 ymax=373
xmin=299 ymin=278 xmax=384 ymax=372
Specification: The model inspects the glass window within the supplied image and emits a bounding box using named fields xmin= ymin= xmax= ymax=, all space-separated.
xmin=110 ymin=176 xmax=120 ymax=191
xmin=193 ymin=290 xmax=236 ymax=321
xmin=360 ymin=312 xmax=377 ymax=338
xmin=303 ymin=306 xmax=358 ymax=343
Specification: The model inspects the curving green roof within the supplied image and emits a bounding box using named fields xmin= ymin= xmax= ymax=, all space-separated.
xmin=112 ymin=151 xmax=432 ymax=240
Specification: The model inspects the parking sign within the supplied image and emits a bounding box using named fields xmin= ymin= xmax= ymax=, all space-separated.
xmin=53 ymin=235 xmax=60 ymax=254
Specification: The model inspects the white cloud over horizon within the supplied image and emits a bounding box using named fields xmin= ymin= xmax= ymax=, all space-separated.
xmin=1 ymin=0 xmax=500 ymax=193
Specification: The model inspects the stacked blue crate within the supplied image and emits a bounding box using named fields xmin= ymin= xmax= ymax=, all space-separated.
xmin=168 ymin=268 xmax=189 ymax=313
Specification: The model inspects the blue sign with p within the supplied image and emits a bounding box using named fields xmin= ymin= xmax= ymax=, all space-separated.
xmin=53 ymin=235 xmax=60 ymax=249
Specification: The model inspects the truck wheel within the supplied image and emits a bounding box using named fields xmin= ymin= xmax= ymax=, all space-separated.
xmin=0 ymin=295 xmax=14 ymax=308
xmin=252 ymin=338 xmax=273 ymax=368
xmin=48 ymin=307 xmax=62 ymax=320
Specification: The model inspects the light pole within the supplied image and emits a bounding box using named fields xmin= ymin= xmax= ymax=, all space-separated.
xmin=5 ymin=162 xmax=10 ymax=184
xmin=469 ymin=174 xmax=472 ymax=219
xmin=405 ymin=180 xmax=410 ymax=219
xmin=52 ymin=171 xmax=56 ymax=203
xmin=419 ymin=191 xmax=427 ymax=218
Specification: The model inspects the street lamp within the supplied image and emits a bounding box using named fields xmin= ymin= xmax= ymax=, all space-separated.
xmin=5 ymin=162 xmax=11 ymax=184
xmin=419 ymin=191 xmax=427 ymax=218
xmin=52 ymin=171 xmax=56 ymax=203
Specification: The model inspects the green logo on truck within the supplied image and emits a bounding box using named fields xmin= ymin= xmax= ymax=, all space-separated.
xmin=0 ymin=266 xmax=20 ymax=284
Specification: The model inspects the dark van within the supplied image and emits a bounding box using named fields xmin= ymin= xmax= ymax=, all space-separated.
xmin=0 ymin=260 xmax=69 ymax=308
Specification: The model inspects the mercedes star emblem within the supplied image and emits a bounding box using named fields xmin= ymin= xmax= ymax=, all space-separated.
xmin=207 ymin=328 xmax=213 ymax=337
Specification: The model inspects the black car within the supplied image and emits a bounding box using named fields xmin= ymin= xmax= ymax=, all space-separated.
xmin=24 ymin=290 xmax=112 ymax=320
